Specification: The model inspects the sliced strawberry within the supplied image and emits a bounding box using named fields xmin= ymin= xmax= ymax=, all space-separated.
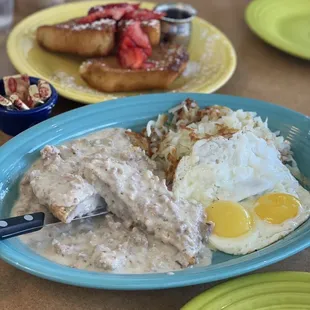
xmin=119 ymin=47 xmax=147 ymax=69
xmin=117 ymin=20 xmax=153 ymax=69
xmin=120 ymin=21 xmax=152 ymax=56
xmin=76 ymin=11 xmax=109 ymax=24
xmin=119 ymin=35 xmax=136 ymax=50
xmin=123 ymin=9 xmax=165 ymax=21
xmin=88 ymin=3 xmax=140 ymax=15
xmin=104 ymin=7 xmax=127 ymax=20
xmin=78 ymin=4 xmax=139 ymax=23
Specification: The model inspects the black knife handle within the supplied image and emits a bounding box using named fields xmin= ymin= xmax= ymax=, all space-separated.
xmin=0 ymin=212 xmax=45 ymax=240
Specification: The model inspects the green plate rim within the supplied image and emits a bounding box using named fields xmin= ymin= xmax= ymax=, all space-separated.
xmin=182 ymin=271 xmax=310 ymax=310
xmin=245 ymin=0 xmax=310 ymax=60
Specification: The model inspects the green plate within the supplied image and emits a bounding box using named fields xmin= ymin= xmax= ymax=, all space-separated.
xmin=245 ymin=0 xmax=310 ymax=59
xmin=182 ymin=272 xmax=310 ymax=310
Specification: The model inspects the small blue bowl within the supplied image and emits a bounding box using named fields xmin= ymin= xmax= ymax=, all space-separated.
xmin=0 ymin=77 xmax=58 ymax=136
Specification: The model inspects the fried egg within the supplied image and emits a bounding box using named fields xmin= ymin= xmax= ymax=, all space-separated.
xmin=173 ymin=131 xmax=310 ymax=255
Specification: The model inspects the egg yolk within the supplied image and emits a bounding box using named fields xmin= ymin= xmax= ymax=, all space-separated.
xmin=205 ymin=201 xmax=252 ymax=238
xmin=255 ymin=193 xmax=300 ymax=224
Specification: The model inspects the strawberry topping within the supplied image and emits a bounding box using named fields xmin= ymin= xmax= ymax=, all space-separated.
xmin=120 ymin=35 xmax=136 ymax=49
xmin=118 ymin=21 xmax=152 ymax=69
xmin=88 ymin=3 xmax=140 ymax=15
xmin=78 ymin=3 xmax=140 ymax=23
xmin=78 ymin=3 xmax=160 ymax=69
xmin=123 ymin=9 xmax=166 ymax=21
xmin=119 ymin=47 xmax=148 ymax=69
xmin=121 ymin=21 xmax=152 ymax=55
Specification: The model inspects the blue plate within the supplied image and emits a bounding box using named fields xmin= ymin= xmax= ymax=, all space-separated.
xmin=0 ymin=93 xmax=309 ymax=290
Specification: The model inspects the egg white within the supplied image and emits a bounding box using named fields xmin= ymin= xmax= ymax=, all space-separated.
xmin=173 ymin=131 xmax=298 ymax=204
xmin=173 ymin=131 xmax=310 ymax=255
xmin=208 ymin=185 xmax=310 ymax=255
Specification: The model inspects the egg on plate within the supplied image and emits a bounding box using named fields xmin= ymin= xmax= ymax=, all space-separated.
xmin=173 ymin=131 xmax=310 ymax=255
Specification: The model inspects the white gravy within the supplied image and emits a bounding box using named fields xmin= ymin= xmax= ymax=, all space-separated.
xmin=11 ymin=128 xmax=212 ymax=273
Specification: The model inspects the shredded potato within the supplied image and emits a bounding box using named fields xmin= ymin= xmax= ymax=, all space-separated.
xmin=139 ymin=98 xmax=296 ymax=186
xmin=125 ymin=131 xmax=151 ymax=156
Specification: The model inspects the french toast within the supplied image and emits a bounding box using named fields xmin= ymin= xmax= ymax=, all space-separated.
xmin=79 ymin=45 xmax=189 ymax=92
xmin=36 ymin=19 xmax=160 ymax=57
xmin=36 ymin=3 xmax=163 ymax=57
xmin=36 ymin=18 xmax=116 ymax=57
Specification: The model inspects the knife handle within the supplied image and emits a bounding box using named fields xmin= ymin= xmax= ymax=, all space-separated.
xmin=0 ymin=212 xmax=45 ymax=240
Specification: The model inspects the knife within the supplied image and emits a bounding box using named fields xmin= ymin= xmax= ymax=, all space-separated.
xmin=0 ymin=207 xmax=109 ymax=240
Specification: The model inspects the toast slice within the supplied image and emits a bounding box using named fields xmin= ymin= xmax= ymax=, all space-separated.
xmin=29 ymin=169 xmax=102 ymax=223
xmin=36 ymin=17 xmax=160 ymax=57
xmin=27 ymin=144 xmax=103 ymax=223
xmin=36 ymin=18 xmax=116 ymax=57
xmin=79 ymin=45 xmax=189 ymax=92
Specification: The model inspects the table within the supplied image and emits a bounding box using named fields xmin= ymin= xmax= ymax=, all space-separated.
xmin=1 ymin=1 xmax=309 ymax=309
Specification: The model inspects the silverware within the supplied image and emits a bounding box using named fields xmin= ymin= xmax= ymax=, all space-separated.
xmin=154 ymin=3 xmax=197 ymax=49
xmin=0 ymin=207 xmax=109 ymax=240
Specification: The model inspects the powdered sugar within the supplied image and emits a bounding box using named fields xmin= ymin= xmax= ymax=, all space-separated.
xmin=182 ymin=61 xmax=200 ymax=77
xmin=70 ymin=18 xmax=116 ymax=31
xmin=142 ymin=19 xmax=159 ymax=27
xmin=177 ymin=29 xmax=234 ymax=92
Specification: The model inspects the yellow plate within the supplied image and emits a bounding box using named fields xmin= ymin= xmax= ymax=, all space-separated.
xmin=7 ymin=1 xmax=237 ymax=104
xmin=182 ymin=272 xmax=310 ymax=310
